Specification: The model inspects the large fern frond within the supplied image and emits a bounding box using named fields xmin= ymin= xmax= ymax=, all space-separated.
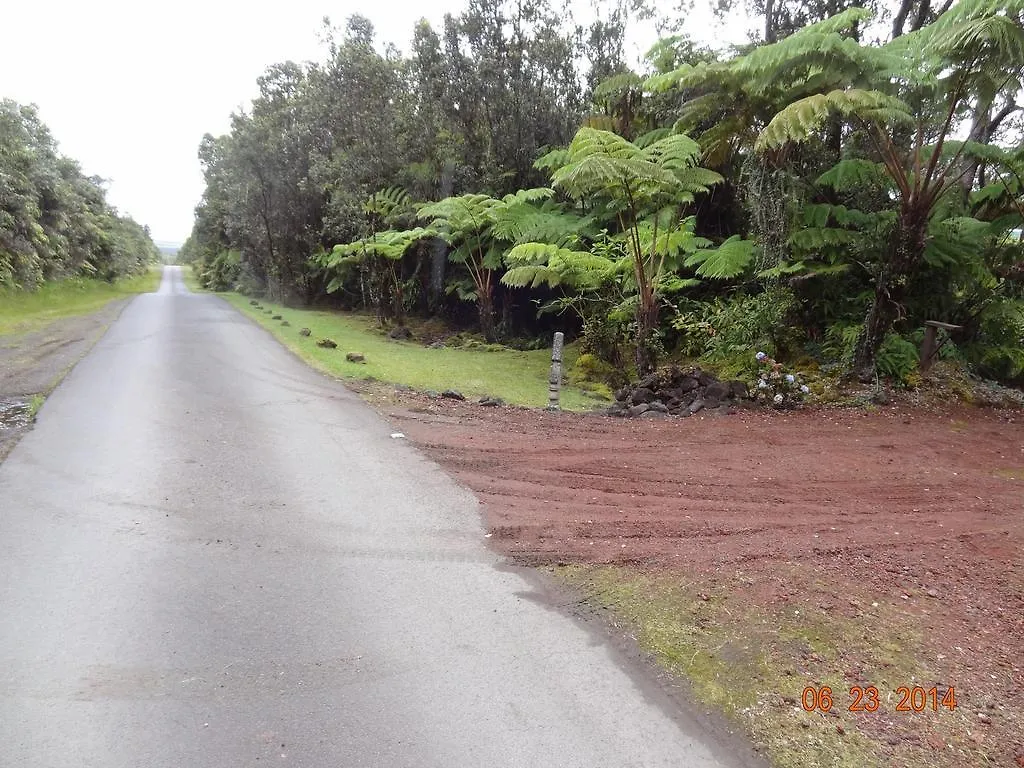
xmin=816 ymin=159 xmax=893 ymax=192
xmin=593 ymin=72 xmax=643 ymax=101
xmin=363 ymin=186 xmax=411 ymax=219
xmin=641 ymin=133 xmax=702 ymax=170
xmin=535 ymin=147 xmax=569 ymax=172
xmin=891 ymin=0 xmax=1024 ymax=68
xmin=643 ymin=64 xmax=696 ymax=93
xmin=502 ymin=243 xmax=614 ymax=289
xmin=501 ymin=187 xmax=555 ymax=205
xmin=683 ymin=236 xmax=756 ymax=279
xmin=756 ymin=89 xmax=913 ymax=150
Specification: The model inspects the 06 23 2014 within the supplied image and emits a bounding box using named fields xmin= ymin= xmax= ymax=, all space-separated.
xmin=801 ymin=685 xmax=958 ymax=713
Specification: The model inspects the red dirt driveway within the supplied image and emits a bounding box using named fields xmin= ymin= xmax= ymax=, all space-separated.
xmin=386 ymin=395 xmax=1024 ymax=765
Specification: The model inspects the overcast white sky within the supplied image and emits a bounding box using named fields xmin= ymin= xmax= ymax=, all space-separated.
xmin=1 ymin=0 xmax=745 ymax=245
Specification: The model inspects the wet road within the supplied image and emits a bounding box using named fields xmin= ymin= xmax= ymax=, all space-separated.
xmin=0 ymin=266 xmax=748 ymax=767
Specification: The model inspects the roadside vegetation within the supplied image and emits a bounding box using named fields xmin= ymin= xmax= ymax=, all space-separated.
xmin=181 ymin=0 xmax=1022 ymax=396
xmin=0 ymin=267 xmax=161 ymax=334
xmin=0 ymin=100 xmax=161 ymax=293
xmin=224 ymin=292 xmax=597 ymax=408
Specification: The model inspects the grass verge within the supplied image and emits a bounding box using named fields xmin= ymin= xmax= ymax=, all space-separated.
xmin=181 ymin=265 xmax=206 ymax=293
xmin=27 ymin=394 xmax=46 ymax=419
xmin=557 ymin=564 xmax=983 ymax=768
xmin=219 ymin=292 xmax=603 ymax=409
xmin=0 ymin=266 xmax=162 ymax=335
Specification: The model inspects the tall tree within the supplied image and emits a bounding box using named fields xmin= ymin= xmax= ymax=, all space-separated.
xmin=750 ymin=1 xmax=1024 ymax=379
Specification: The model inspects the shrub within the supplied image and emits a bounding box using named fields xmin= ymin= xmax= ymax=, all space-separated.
xmin=672 ymin=287 xmax=799 ymax=366
xmin=876 ymin=333 xmax=919 ymax=385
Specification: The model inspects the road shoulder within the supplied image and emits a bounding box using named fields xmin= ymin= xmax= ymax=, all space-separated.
xmin=0 ymin=299 xmax=131 ymax=460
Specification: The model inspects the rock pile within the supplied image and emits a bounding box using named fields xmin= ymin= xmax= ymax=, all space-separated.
xmin=606 ymin=366 xmax=750 ymax=418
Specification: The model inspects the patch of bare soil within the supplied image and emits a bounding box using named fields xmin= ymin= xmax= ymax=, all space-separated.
xmin=383 ymin=392 xmax=1024 ymax=766
xmin=0 ymin=300 xmax=128 ymax=459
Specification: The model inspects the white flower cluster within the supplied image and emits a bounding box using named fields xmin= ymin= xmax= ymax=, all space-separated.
xmin=752 ymin=352 xmax=810 ymax=409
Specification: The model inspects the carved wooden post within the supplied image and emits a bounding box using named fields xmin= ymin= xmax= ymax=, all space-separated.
xmin=547 ymin=332 xmax=564 ymax=410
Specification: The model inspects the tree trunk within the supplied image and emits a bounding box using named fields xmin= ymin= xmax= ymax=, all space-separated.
xmin=479 ymin=288 xmax=496 ymax=343
xmin=764 ymin=0 xmax=778 ymax=43
xmin=633 ymin=297 xmax=659 ymax=376
xmin=428 ymin=238 xmax=447 ymax=312
xmin=852 ymin=212 xmax=927 ymax=381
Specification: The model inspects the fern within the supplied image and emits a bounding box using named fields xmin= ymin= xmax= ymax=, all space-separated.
xmin=593 ymin=72 xmax=643 ymax=101
xmin=491 ymin=201 xmax=594 ymax=246
xmin=789 ymin=227 xmax=863 ymax=250
xmin=501 ymin=187 xmax=555 ymax=205
xmin=635 ymin=128 xmax=673 ymax=148
xmin=534 ymin=147 xmax=569 ymax=172
xmin=502 ymin=243 xmax=613 ymax=289
xmin=816 ymin=159 xmax=892 ymax=192
xmin=876 ymin=333 xmax=920 ymax=383
xmin=683 ymin=236 xmax=756 ymax=279
xmin=757 ymin=89 xmax=913 ymax=150
xmin=363 ymin=186 xmax=412 ymax=220
xmin=643 ymin=65 xmax=696 ymax=94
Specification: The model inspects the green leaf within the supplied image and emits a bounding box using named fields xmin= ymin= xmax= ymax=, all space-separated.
xmin=816 ymin=159 xmax=892 ymax=192
xmin=757 ymin=90 xmax=913 ymax=151
xmin=684 ymin=236 xmax=755 ymax=279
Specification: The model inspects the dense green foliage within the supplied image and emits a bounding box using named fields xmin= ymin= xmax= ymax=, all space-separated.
xmin=0 ymin=100 xmax=160 ymax=290
xmin=184 ymin=0 xmax=1024 ymax=385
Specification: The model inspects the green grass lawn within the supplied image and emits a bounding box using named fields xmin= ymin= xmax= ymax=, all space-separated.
xmin=220 ymin=292 xmax=604 ymax=410
xmin=0 ymin=266 xmax=162 ymax=335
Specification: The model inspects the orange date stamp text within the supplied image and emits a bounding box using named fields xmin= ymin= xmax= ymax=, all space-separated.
xmin=801 ymin=685 xmax=957 ymax=713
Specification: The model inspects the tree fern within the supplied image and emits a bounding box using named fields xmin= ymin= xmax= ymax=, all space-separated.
xmin=816 ymin=159 xmax=893 ymax=192
xmin=683 ymin=235 xmax=756 ymax=279
xmin=756 ymin=90 xmax=913 ymax=150
xmin=510 ymin=124 xmax=724 ymax=372
xmin=502 ymin=243 xmax=613 ymax=289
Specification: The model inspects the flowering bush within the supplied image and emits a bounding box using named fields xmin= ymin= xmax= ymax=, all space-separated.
xmin=752 ymin=352 xmax=810 ymax=408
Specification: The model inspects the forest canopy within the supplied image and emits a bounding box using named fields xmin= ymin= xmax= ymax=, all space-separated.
xmin=181 ymin=0 xmax=1024 ymax=384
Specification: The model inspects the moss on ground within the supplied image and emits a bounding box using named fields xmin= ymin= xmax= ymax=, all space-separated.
xmin=556 ymin=564 xmax=982 ymax=768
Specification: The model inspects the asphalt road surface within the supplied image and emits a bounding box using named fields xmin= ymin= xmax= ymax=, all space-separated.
xmin=0 ymin=266 xmax=750 ymax=767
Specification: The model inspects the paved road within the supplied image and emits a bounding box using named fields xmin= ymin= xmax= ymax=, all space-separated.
xmin=0 ymin=266 xmax=749 ymax=767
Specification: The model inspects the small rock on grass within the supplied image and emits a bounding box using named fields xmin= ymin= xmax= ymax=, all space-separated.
xmin=345 ymin=352 xmax=366 ymax=363
xmin=441 ymin=389 xmax=466 ymax=401
xmin=388 ymin=326 xmax=413 ymax=340
xmin=299 ymin=328 xmax=311 ymax=337
xmin=272 ymin=314 xmax=282 ymax=320
xmin=478 ymin=396 xmax=504 ymax=407
xmin=281 ymin=320 xmax=290 ymax=327
xmin=249 ymin=299 xmax=259 ymax=306
xmin=316 ymin=338 xmax=338 ymax=349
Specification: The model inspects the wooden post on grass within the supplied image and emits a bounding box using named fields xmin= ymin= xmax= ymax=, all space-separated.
xmin=548 ymin=332 xmax=564 ymax=410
